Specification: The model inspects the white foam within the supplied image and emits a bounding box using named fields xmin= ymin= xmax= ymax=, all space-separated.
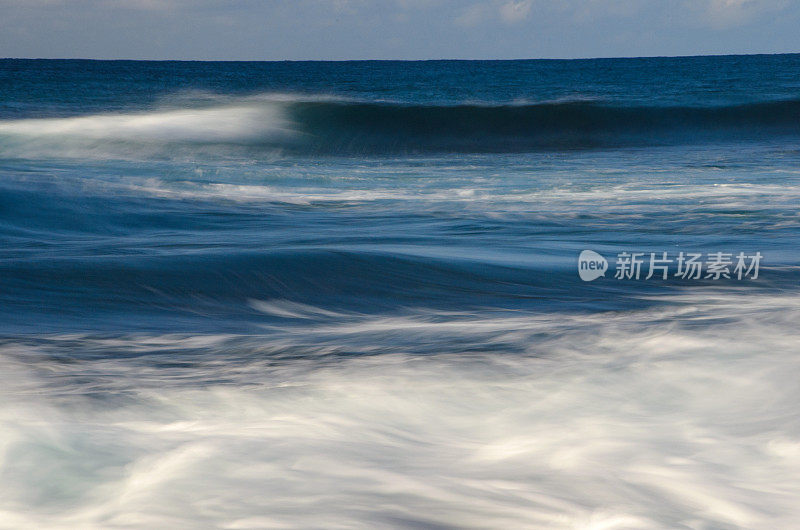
xmin=0 ymin=98 xmax=298 ymax=159
xmin=1 ymin=292 xmax=800 ymax=528
xmin=0 ymin=92 xmax=355 ymax=160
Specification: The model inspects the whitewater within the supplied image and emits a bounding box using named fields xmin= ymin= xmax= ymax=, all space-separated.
xmin=1 ymin=56 xmax=800 ymax=528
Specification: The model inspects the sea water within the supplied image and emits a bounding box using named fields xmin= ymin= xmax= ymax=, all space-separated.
xmin=1 ymin=56 xmax=800 ymax=528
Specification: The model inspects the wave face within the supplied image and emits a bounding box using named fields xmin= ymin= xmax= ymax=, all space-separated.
xmin=287 ymin=97 xmax=800 ymax=152
xmin=2 ymin=96 xmax=800 ymax=157
xmin=3 ymin=56 xmax=800 ymax=528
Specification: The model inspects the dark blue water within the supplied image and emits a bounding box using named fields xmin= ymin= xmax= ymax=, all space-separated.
xmin=1 ymin=56 xmax=799 ymax=528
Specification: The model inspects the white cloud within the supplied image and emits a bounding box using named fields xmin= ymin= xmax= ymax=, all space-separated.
xmin=499 ymin=0 xmax=533 ymax=23
xmin=455 ymin=0 xmax=534 ymax=27
xmin=695 ymin=0 xmax=788 ymax=28
xmin=452 ymin=0 xmax=789 ymax=31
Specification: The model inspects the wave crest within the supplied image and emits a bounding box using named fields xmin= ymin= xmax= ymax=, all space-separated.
xmin=2 ymin=94 xmax=800 ymax=157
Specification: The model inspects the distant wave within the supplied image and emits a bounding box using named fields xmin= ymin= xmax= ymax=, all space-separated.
xmin=2 ymin=94 xmax=800 ymax=157
xmin=288 ymin=97 xmax=800 ymax=152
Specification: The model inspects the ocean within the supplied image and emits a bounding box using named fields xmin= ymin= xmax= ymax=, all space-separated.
xmin=1 ymin=55 xmax=799 ymax=528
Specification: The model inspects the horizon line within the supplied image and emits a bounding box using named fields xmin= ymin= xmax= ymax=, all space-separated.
xmin=2 ymin=52 xmax=800 ymax=63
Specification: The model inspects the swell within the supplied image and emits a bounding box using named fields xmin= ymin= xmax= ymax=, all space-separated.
xmin=289 ymin=98 xmax=800 ymax=152
xmin=2 ymin=96 xmax=800 ymax=157
xmin=0 ymin=247 xmax=606 ymax=335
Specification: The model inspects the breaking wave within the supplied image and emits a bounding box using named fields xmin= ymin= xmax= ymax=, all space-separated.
xmin=2 ymin=292 xmax=800 ymax=528
xmin=2 ymin=94 xmax=800 ymax=158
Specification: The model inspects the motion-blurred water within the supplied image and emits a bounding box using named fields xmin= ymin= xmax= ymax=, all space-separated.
xmin=1 ymin=56 xmax=800 ymax=528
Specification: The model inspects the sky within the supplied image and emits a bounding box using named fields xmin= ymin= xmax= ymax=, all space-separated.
xmin=1 ymin=0 xmax=799 ymax=60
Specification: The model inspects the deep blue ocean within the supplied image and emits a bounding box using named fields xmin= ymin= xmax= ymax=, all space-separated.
xmin=1 ymin=56 xmax=800 ymax=528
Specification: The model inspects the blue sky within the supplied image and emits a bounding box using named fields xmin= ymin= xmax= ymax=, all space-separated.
xmin=1 ymin=0 xmax=799 ymax=60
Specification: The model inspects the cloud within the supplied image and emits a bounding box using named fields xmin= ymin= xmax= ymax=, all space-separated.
xmin=694 ymin=0 xmax=789 ymax=28
xmin=2 ymin=0 xmax=799 ymax=60
xmin=0 ymin=0 xmax=237 ymax=11
xmin=452 ymin=0 xmax=790 ymax=31
xmin=499 ymin=0 xmax=533 ymax=23
xmin=455 ymin=0 xmax=534 ymax=27
xmin=454 ymin=3 xmax=488 ymax=27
